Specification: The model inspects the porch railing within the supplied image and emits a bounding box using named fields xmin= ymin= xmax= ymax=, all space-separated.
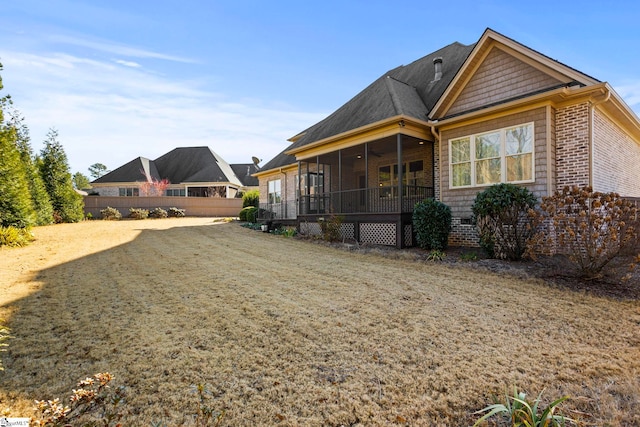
xmin=299 ymin=185 xmax=434 ymax=215
xmin=257 ymin=200 xmax=297 ymax=220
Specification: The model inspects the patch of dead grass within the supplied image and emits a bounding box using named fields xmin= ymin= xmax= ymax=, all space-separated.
xmin=0 ymin=219 xmax=638 ymax=425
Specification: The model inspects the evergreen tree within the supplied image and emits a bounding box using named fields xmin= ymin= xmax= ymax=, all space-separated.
xmin=0 ymin=63 xmax=36 ymax=227
xmin=88 ymin=163 xmax=109 ymax=180
xmin=6 ymin=108 xmax=53 ymax=225
xmin=39 ymin=129 xmax=84 ymax=223
xmin=72 ymin=172 xmax=92 ymax=190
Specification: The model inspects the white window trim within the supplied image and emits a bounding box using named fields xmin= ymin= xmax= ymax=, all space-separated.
xmin=448 ymin=122 xmax=535 ymax=189
xmin=267 ymin=179 xmax=282 ymax=204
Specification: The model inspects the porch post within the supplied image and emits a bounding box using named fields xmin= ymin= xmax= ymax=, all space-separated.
xmin=316 ymin=155 xmax=320 ymax=214
xmin=397 ymin=134 xmax=403 ymax=211
xmin=397 ymin=133 xmax=404 ymax=248
xmin=364 ymin=142 xmax=369 ymax=213
xmin=338 ymin=149 xmax=342 ymax=213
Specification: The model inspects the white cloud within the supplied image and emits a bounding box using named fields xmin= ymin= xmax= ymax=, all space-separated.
xmin=48 ymin=34 xmax=196 ymax=63
xmin=1 ymin=50 xmax=324 ymax=174
xmin=114 ymin=59 xmax=141 ymax=68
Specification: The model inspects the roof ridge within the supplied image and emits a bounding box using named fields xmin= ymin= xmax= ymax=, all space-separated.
xmin=384 ymin=75 xmax=411 ymax=115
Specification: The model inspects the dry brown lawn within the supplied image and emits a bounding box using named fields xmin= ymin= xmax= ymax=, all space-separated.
xmin=0 ymin=218 xmax=639 ymax=426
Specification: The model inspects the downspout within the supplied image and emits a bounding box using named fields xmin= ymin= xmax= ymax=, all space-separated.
xmin=589 ymin=88 xmax=611 ymax=190
xmin=430 ymin=124 xmax=442 ymax=201
xmin=279 ymin=167 xmax=287 ymax=218
xmin=297 ymin=161 xmax=301 ymax=217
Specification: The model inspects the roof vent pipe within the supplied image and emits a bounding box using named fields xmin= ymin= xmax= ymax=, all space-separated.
xmin=433 ymin=57 xmax=443 ymax=81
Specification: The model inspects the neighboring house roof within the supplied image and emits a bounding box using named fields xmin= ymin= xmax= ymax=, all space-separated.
xmin=92 ymin=146 xmax=251 ymax=187
xmin=93 ymin=157 xmax=160 ymax=183
xmin=230 ymin=163 xmax=260 ymax=187
xmin=260 ymin=41 xmax=475 ymax=172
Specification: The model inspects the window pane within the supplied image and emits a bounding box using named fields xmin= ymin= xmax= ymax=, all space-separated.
xmin=452 ymin=163 xmax=471 ymax=187
xmin=476 ymin=158 xmax=501 ymax=184
xmin=506 ymin=125 xmax=533 ymax=155
xmin=476 ymin=132 xmax=500 ymax=159
xmin=507 ymin=153 xmax=532 ymax=181
xmin=451 ymin=138 xmax=470 ymax=163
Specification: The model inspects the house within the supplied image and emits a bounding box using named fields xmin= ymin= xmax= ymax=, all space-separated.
xmin=91 ymin=147 xmax=259 ymax=198
xmin=254 ymin=28 xmax=640 ymax=248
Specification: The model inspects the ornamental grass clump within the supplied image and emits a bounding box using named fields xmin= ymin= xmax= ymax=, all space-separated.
xmin=0 ymin=225 xmax=34 ymax=247
xmin=473 ymin=387 xmax=574 ymax=427
xmin=528 ymin=185 xmax=639 ymax=279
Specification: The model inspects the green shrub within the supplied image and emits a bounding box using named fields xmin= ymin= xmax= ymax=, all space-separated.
xmin=168 ymin=207 xmax=186 ymax=218
xmin=412 ymin=199 xmax=452 ymax=250
xmin=273 ymin=226 xmax=297 ymax=237
xmin=100 ymin=206 xmax=121 ymax=220
xmin=149 ymin=207 xmax=168 ymax=219
xmin=528 ymin=186 xmax=639 ymax=278
xmin=242 ymin=189 xmax=260 ymax=208
xmin=238 ymin=206 xmax=256 ymax=222
xmin=0 ymin=226 xmax=34 ymax=247
xmin=239 ymin=206 xmax=258 ymax=223
xmin=472 ymin=183 xmax=537 ymax=260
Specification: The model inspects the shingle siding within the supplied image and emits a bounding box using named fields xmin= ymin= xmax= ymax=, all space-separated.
xmin=448 ymin=47 xmax=563 ymax=116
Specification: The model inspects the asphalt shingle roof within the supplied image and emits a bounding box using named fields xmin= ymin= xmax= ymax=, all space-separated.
xmin=92 ymin=147 xmax=250 ymax=186
xmin=260 ymin=41 xmax=475 ymax=172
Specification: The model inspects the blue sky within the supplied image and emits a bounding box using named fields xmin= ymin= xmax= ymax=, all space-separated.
xmin=1 ymin=0 xmax=640 ymax=175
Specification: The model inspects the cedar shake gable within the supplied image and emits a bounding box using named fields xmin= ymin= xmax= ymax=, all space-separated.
xmin=430 ymin=28 xmax=601 ymax=120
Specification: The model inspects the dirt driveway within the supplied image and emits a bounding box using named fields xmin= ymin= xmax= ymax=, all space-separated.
xmin=1 ymin=218 xmax=639 ymax=425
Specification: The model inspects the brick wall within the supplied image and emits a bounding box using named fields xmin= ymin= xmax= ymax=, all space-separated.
xmin=592 ymin=109 xmax=640 ymax=197
xmin=555 ymin=102 xmax=590 ymax=190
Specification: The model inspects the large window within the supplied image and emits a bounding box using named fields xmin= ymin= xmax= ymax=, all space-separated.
xmin=166 ymin=189 xmax=185 ymax=197
xmin=268 ymin=179 xmax=281 ymax=204
xmin=449 ymin=123 xmax=534 ymax=188
xmin=119 ymin=187 xmax=139 ymax=197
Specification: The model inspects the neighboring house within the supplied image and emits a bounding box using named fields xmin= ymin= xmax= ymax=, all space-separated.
xmin=91 ymin=147 xmax=259 ymax=198
xmin=254 ymin=28 xmax=640 ymax=248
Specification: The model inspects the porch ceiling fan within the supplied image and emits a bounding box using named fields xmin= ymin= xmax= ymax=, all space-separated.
xmin=368 ymin=149 xmax=382 ymax=158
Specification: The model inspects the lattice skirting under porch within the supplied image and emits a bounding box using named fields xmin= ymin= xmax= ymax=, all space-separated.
xmin=300 ymin=221 xmax=411 ymax=247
